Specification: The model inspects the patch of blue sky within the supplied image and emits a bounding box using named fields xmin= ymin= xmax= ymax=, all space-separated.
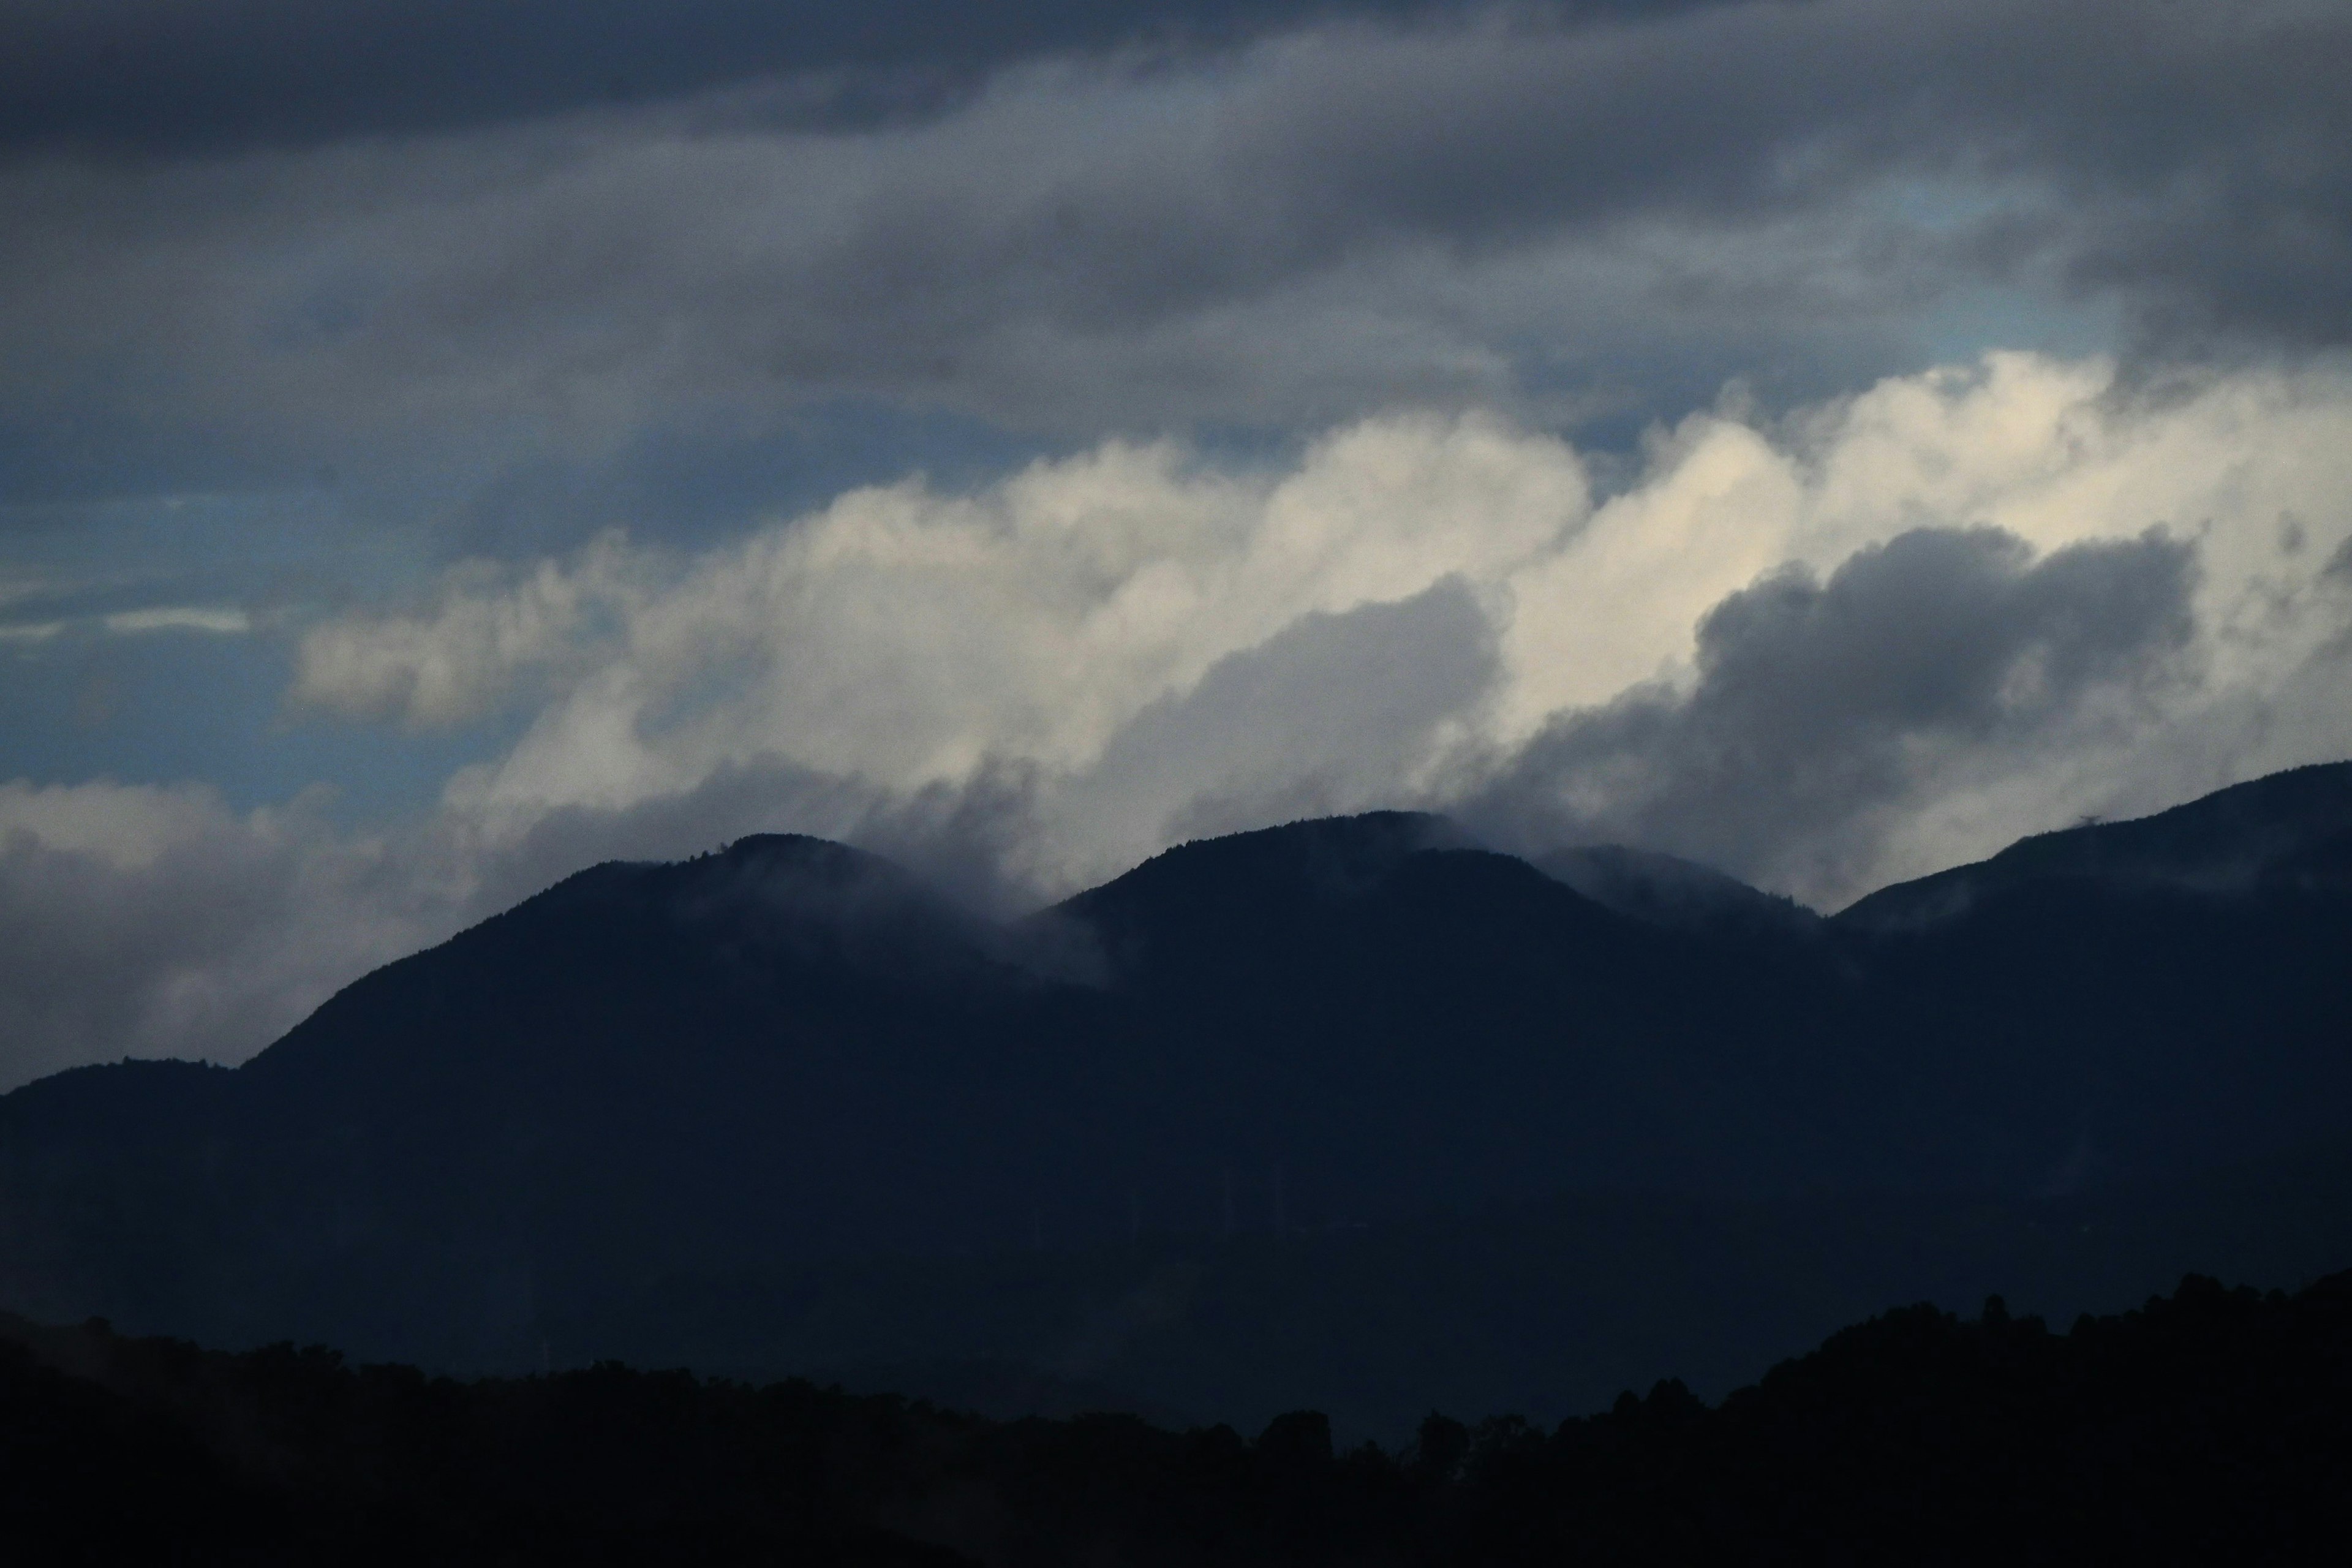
xmin=0 ymin=619 xmax=526 ymax=824
xmin=1860 ymin=175 xmax=2122 ymax=365
xmin=0 ymin=485 xmax=485 ymax=822
xmin=1914 ymin=283 xmax=2122 ymax=370
xmin=571 ymin=398 xmax=1063 ymax=548
xmin=0 ymin=398 xmax=1065 ymax=823
xmin=0 ymin=485 xmax=432 ymax=614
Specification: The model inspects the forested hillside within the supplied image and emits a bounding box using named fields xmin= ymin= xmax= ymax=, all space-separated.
xmin=7 ymin=1268 xmax=2349 ymax=1563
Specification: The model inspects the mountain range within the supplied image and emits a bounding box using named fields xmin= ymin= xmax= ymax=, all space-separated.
xmin=4 ymin=762 xmax=2350 ymax=1434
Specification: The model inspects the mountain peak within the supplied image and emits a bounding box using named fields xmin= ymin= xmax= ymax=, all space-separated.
xmin=1063 ymin=810 xmax=1469 ymax=912
xmin=1532 ymin=845 xmax=1818 ymax=936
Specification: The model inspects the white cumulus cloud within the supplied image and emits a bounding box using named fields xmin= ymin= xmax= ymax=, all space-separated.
xmin=7 ymin=351 xmax=2352 ymax=1087
xmin=290 ymin=352 xmax=2352 ymax=897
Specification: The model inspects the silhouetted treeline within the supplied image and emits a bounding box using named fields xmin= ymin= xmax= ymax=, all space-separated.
xmin=8 ymin=1269 xmax=2351 ymax=1564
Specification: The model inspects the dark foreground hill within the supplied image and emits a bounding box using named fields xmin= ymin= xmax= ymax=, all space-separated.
xmin=2 ymin=764 xmax=2350 ymax=1428
xmin=6 ymin=1268 xmax=2350 ymax=1565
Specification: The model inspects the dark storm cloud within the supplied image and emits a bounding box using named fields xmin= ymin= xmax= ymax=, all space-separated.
xmin=0 ymin=1 xmax=1728 ymax=154
xmin=1938 ymin=3 xmax=2352 ymax=351
xmin=0 ymin=788 xmax=404 ymax=1087
xmin=1 ymin=1 xmax=2345 ymax=545
xmin=832 ymin=0 xmax=2352 ymax=350
xmin=1460 ymin=526 xmax=2201 ymax=899
xmin=1074 ymin=578 xmax=1499 ymax=856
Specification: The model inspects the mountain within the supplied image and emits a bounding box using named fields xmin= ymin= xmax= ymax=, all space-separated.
xmin=2 ymin=834 xmax=1155 ymax=1362
xmin=1532 ymin=843 xmax=1819 ymax=936
xmin=0 ymin=813 xmax=1883 ymax=1370
xmin=3 ymin=764 xmax=2351 ymax=1427
xmin=1829 ymin=762 xmax=2352 ymax=1191
xmin=1041 ymin=812 xmax=1885 ymax=1204
xmin=1839 ymin=761 xmax=2352 ymax=929
xmin=536 ymin=1137 xmax=2352 ymax=1438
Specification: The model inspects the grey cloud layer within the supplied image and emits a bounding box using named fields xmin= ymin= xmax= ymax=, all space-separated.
xmin=0 ymin=3 xmax=1751 ymax=157
xmin=0 ymin=785 xmax=420 ymax=1086
xmin=0 ymin=1 xmax=1490 ymax=153
xmin=1458 ymin=527 xmax=2200 ymax=897
xmin=1065 ymin=579 xmax=1501 ymax=860
xmin=3 ymin=0 xmax=2345 ymax=529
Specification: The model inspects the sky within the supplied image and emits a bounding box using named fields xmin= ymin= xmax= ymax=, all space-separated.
xmin=3 ymin=0 xmax=2351 ymax=1088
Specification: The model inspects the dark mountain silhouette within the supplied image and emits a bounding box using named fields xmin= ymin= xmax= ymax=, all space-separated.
xmin=1038 ymin=811 xmax=1886 ymax=1204
xmin=2 ymin=763 xmax=2351 ymax=1431
xmin=1829 ymin=763 xmax=2352 ymax=1193
xmin=1839 ymin=760 xmax=2352 ymax=929
xmin=523 ymin=1136 xmax=2352 ymax=1439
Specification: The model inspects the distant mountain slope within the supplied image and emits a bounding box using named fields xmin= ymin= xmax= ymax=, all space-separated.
xmin=1043 ymin=811 xmax=1887 ymax=1204
xmin=1838 ymin=761 xmax=2352 ymax=929
xmin=1 ymin=765 xmax=2350 ymax=1414
xmin=0 ymin=835 xmax=1144 ymax=1359
xmin=1827 ymin=763 xmax=2352 ymax=1189
xmin=555 ymin=1139 xmax=2352 ymax=1439
xmin=2 ymin=815 xmax=1861 ymax=1366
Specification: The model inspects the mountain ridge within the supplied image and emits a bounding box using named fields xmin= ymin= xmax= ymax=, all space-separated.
xmin=1838 ymin=760 xmax=2352 ymax=928
xmin=4 ymin=761 xmax=2350 ymax=1425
